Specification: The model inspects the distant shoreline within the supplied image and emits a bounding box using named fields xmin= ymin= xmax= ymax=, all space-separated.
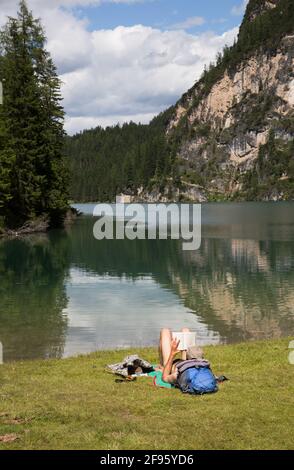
xmin=0 ymin=208 xmax=79 ymax=240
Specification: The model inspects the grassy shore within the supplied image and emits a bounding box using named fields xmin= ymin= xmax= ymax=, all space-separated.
xmin=0 ymin=338 xmax=293 ymax=450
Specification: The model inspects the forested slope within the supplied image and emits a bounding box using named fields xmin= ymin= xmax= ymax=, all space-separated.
xmin=67 ymin=0 xmax=294 ymax=203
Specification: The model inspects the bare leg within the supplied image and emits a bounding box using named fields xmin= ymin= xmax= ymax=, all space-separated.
xmin=159 ymin=328 xmax=172 ymax=367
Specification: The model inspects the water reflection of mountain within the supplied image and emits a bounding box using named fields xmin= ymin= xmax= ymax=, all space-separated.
xmin=171 ymin=238 xmax=294 ymax=342
xmin=1 ymin=206 xmax=294 ymax=361
xmin=0 ymin=232 xmax=70 ymax=360
xmin=69 ymin=216 xmax=294 ymax=343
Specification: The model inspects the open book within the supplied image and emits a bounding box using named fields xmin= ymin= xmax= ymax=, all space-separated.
xmin=172 ymin=331 xmax=196 ymax=351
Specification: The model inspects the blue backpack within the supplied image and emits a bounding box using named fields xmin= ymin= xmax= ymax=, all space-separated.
xmin=177 ymin=360 xmax=218 ymax=395
xmin=185 ymin=367 xmax=218 ymax=395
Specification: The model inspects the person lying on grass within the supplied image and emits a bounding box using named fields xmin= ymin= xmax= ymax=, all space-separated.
xmin=155 ymin=328 xmax=219 ymax=395
xmin=107 ymin=328 xmax=222 ymax=394
xmin=158 ymin=328 xmax=204 ymax=385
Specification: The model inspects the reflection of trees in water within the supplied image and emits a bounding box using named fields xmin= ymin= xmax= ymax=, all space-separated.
xmin=69 ymin=217 xmax=294 ymax=342
xmin=1 ymin=214 xmax=294 ymax=361
xmin=0 ymin=232 xmax=70 ymax=360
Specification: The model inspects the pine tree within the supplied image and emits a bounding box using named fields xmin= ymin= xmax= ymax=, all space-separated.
xmin=0 ymin=0 xmax=68 ymax=228
xmin=0 ymin=111 xmax=15 ymax=214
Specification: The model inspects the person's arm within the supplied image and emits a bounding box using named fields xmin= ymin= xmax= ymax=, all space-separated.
xmin=162 ymin=338 xmax=180 ymax=384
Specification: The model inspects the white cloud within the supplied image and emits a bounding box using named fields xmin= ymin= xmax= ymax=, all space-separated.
xmin=0 ymin=1 xmax=239 ymax=134
xmin=231 ymin=0 xmax=249 ymax=16
xmin=170 ymin=16 xmax=205 ymax=31
xmin=61 ymin=25 xmax=238 ymax=134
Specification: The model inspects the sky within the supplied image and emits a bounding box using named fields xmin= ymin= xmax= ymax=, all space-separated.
xmin=0 ymin=0 xmax=249 ymax=134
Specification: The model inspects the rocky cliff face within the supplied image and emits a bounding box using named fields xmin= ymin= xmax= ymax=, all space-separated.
xmin=67 ymin=0 xmax=293 ymax=204
xmin=163 ymin=0 xmax=294 ymax=202
xmin=244 ymin=0 xmax=280 ymax=22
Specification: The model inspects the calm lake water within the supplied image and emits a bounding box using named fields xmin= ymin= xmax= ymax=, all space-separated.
xmin=0 ymin=202 xmax=294 ymax=361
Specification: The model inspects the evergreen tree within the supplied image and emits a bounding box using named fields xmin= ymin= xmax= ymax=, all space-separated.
xmin=0 ymin=0 xmax=68 ymax=228
xmin=0 ymin=110 xmax=15 ymax=214
xmin=65 ymin=0 xmax=294 ymax=203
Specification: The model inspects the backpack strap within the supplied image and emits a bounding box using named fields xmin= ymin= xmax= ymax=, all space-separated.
xmin=177 ymin=359 xmax=211 ymax=374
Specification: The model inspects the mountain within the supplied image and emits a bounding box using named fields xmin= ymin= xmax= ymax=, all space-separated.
xmin=162 ymin=0 xmax=294 ymax=202
xmin=67 ymin=0 xmax=294 ymax=203
xmin=243 ymin=0 xmax=280 ymax=22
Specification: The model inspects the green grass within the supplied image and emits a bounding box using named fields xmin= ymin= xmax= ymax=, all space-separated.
xmin=0 ymin=339 xmax=293 ymax=450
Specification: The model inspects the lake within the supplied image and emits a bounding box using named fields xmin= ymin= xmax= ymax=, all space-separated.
xmin=0 ymin=202 xmax=294 ymax=361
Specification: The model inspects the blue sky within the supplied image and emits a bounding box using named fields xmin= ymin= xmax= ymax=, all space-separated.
xmin=1 ymin=0 xmax=248 ymax=133
xmin=74 ymin=0 xmax=245 ymax=34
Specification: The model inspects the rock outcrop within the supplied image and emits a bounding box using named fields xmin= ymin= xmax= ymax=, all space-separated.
xmin=165 ymin=0 xmax=294 ymax=201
